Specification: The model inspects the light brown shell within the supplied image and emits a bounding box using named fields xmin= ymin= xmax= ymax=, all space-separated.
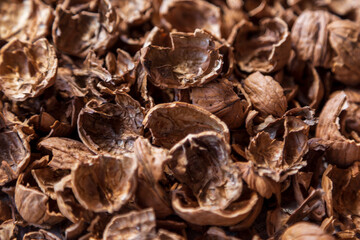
xmin=160 ymin=0 xmax=221 ymax=38
xmin=77 ymin=95 xmax=144 ymax=155
xmin=328 ymin=20 xmax=360 ymax=86
xmin=291 ymin=10 xmax=339 ymax=68
xmin=103 ymin=208 xmax=156 ymax=240
xmin=316 ymin=90 xmax=360 ymax=167
xmin=281 ymin=222 xmax=335 ymax=240
xmin=168 ymin=131 xmax=242 ymax=210
xmin=243 ymin=72 xmax=287 ymax=118
xmin=0 ymin=0 xmax=53 ymax=42
xmin=143 ymin=102 xmax=230 ymax=148
xmin=71 ymin=154 xmax=137 ymax=213
xmin=0 ymin=38 xmax=57 ymax=101
xmin=52 ymin=2 xmax=118 ymax=58
xmin=141 ymin=29 xmax=223 ymax=89
xmin=190 ymin=79 xmax=250 ymax=129
xmin=230 ymin=17 xmax=291 ymax=73
xmin=0 ymin=113 xmax=31 ymax=186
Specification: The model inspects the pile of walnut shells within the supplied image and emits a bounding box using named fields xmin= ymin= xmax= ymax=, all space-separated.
xmin=1 ymin=0 xmax=360 ymax=239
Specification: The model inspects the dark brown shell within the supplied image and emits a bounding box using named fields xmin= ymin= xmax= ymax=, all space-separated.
xmin=230 ymin=17 xmax=291 ymax=73
xmin=0 ymin=38 xmax=57 ymax=101
xmin=77 ymin=95 xmax=144 ymax=155
xmin=143 ymin=102 xmax=230 ymax=148
xmin=141 ymin=29 xmax=223 ymax=89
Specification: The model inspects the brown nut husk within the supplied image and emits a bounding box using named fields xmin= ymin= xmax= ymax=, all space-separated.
xmin=0 ymin=38 xmax=57 ymax=101
xmin=243 ymin=72 xmax=287 ymax=118
xmin=0 ymin=0 xmax=53 ymax=42
xmin=246 ymin=115 xmax=310 ymax=182
xmin=77 ymin=95 xmax=144 ymax=155
xmin=230 ymin=17 xmax=291 ymax=73
xmin=328 ymin=20 xmax=360 ymax=86
xmin=291 ymin=10 xmax=339 ymax=68
xmin=189 ymin=79 xmax=251 ymax=129
xmin=281 ymin=222 xmax=334 ymax=240
xmin=103 ymin=208 xmax=156 ymax=240
xmin=0 ymin=113 xmax=31 ymax=186
xmin=71 ymin=154 xmax=137 ymax=213
xmin=0 ymin=220 xmax=17 ymax=240
xmin=316 ymin=90 xmax=360 ymax=167
xmin=52 ymin=1 xmax=118 ymax=58
xmin=160 ymin=0 xmax=221 ymax=38
xmin=140 ymin=29 xmax=223 ymax=89
xmin=143 ymin=102 xmax=230 ymax=148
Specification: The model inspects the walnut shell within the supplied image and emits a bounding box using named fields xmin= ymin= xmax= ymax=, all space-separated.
xmin=0 ymin=38 xmax=57 ymax=101
xmin=316 ymin=90 xmax=360 ymax=167
xmin=160 ymin=0 xmax=221 ymax=38
xmin=103 ymin=208 xmax=156 ymax=240
xmin=143 ymin=102 xmax=230 ymax=148
xmin=246 ymin=116 xmax=309 ymax=182
xmin=71 ymin=154 xmax=137 ymax=213
xmin=52 ymin=2 xmax=118 ymax=58
xmin=230 ymin=17 xmax=291 ymax=73
xmin=281 ymin=222 xmax=334 ymax=240
xmin=291 ymin=10 xmax=339 ymax=68
xmin=190 ymin=79 xmax=250 ymax=129
xmin=141 ymin=29 xmax=223 ymax=89
xmin=168 ymin=131 xmax=242 ymax=210
xmin=243 ymin=72 xmax=287 ymax=118
xmin=328 ymin=20 xmax=360 ymax=86
xmin=23 ymin=229 xmax=61 ymax=240
xmin=77 ymin=95 xmax=144 ymax=155
xmin=0 ymin=0 xmax=53 ymax=42
xmin=15 ymin=172 xmax=65 ymax=227
xmin=0 ymin=113 xmax=31 ymax=186
xmin=110 ymin=0 xmax=153 ymax=26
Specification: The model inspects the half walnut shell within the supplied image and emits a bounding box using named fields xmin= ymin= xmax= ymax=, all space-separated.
xmin=0 ymin=113 xmax=31 ymax=186
xmin=291 ymin=10 xmax=339 ymax=68
xmin=159 ymin=0 xmax=221 ymax=38
xmin=190 ymin=79 xmax=251 ymax=129
xmin=281 ymin=222 xmax=334 ymax=240
xmin=71 ymin=154 xmax=137 ymax=213
xmin=230 ymin=17 xmax=291 ymax=73
xmin=316 ymin=90 xmax=360 ymax=167
xmin=0 ymin=0 xmax=53 ymax=42
xmin=143 ymin=102 xmax=230 ymax=148
xmin=52 ymin=1 xmax=118 ymax=58
xmin=328 ymin=20 xmax=360 ymax=86
xmin=246 ymin=115 xmax=309 ymax=182
xmin=243 ymin=72 xmax=287 ymax=118
xmin=168 ymin=131 xmax=242 ymax=210
xmin=78 ymin=94 xmax=144 ymax=155
xmin=0 ymin=38 xmax=57 ymax=101
xmin=141 ymin=29 xmax=223 ymax=89
xmin=103 ymin=208 xmax=156 ymax=240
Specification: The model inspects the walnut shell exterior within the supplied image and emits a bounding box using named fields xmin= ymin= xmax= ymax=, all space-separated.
xmin=0 ymin=38 xmax=57 ymax=101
